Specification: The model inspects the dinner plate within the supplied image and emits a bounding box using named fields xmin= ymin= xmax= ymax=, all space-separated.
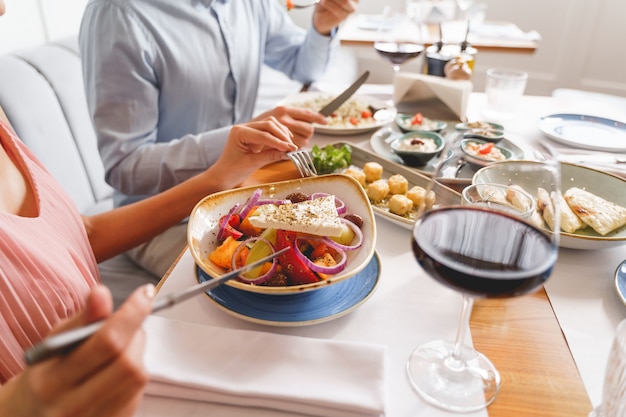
xmin=196 ymin=253 xmax=381 ymax=326
xmin=615 ymin=259 xmax=626 ymax=307
xmin=538 ymin=113 xmax=626 ymax=152
xmin=333 ymin=142 xmax=461 ymax=229
xmin=369 ymin=126 xmax=525 ymax=185
xmin=473 ymin=162 xmax=626 ymax=250
xmin=280 ymin=91 xmax=395 ymax=136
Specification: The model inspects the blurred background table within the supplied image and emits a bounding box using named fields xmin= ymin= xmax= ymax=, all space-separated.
xmin=339 ymin=14 xmax=539 ymax=54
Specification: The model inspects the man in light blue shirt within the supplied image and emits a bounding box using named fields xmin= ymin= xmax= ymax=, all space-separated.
xmin=79 ymin=0 xmax=357 ymax=277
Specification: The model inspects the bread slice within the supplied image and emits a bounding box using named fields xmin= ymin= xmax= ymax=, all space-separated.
xmin=563 ymin=187 xmax=626 ymax=236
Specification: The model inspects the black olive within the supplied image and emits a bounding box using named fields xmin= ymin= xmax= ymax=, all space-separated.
xmin=286 ymin=192 xmax=309 ymax=203
xmin=343 ymin=213 xmax=363 ymax=229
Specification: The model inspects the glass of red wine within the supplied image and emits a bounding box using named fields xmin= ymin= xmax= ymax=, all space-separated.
xmin=407 ymin=141 xmax=561 ymax=412
xmin=373 ymin=5 xmax=424 ymax=77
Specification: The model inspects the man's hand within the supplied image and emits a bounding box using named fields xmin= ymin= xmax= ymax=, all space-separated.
xmin=312 ymin=0 xmax=359 ymax=36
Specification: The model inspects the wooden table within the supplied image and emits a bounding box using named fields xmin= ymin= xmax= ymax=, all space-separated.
xmin=339 ymin=15 xmax=538 ymax=54
xmin=238 ymin=160 xmax=592 ymax=417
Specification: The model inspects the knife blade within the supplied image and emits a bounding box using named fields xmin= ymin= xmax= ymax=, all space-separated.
xmin=318 ymin=70 xmax=370 ymax=117
xmin=559 ymin=154 xmax=626 ymax=165
xmin=24 ymin=247 xmax=289 ymax=365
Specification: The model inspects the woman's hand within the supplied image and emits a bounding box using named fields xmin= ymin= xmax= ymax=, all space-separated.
xmin=0 ymin=284 xmax=154 ymax=417
xmin=313 ymin=0 xmax=359 ymax=36
xmin=207 ymin=116 xmax=300 ymax=189
xmin=253 ymin=106 xmax=327 ymax=148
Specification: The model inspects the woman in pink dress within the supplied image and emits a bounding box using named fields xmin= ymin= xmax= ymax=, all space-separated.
xmin=0 ymin=1 xmax=298 ymax=411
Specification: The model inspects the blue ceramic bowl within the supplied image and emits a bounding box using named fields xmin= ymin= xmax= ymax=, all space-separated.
xmin=390 ymin=132 xmax=445 ymax=167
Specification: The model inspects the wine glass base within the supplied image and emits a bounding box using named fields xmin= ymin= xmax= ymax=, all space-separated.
xmin=407 ymin=340 xmax=501 ymax=412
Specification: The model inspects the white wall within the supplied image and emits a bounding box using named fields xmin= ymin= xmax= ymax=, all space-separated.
xmin=0 ymin=0 xmax=86 ymax=54
xmin=1 ymin=0 xmax=625 ymax=98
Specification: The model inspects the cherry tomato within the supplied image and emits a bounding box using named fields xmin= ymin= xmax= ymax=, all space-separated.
xmin=361 ymin=110 xmax=373 ymax=118
xmin=410 ymin=112 xmax=424 ymax=125
xmin=478 ymin=142 xmax=494 ymax=155
xmin=349 ymin=117 xmax=359 ymax=126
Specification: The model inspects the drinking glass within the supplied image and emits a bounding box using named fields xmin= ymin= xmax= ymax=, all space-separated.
xmin=373 ymin=6 xmax=424 ymax=77
xmin=589 ymin=318 xmax=626 ymax=417
xmin=407 ymin=142 xmax=561 ymax=412
xmin=483 ymin=68 xmax=529 ymax=121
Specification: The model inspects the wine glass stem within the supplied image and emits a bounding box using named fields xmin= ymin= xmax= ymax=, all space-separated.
xmin=452 ymin=295 xmax=474 ymax=362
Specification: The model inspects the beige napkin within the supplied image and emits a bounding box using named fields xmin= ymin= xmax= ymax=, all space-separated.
xmin=393 ymin=72 xmax=472 ymax=121
xmin=143 ymin=316 xmax=387 ymax=417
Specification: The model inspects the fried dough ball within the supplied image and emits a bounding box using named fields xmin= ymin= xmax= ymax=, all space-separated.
xmin=407 ymin=186 xmax=436 ymax=210
xmin=388 ymin=174 xmax=408 ymax=195
xmin=367 ymin=179 xmax=390 ymax=202
xmin=388 ymin=194 xmax=413 ymax=216
xmin=343 ymin=168 xmax=366 ymax=186
xmin=363 ymin=162 xmax=383 ymax=183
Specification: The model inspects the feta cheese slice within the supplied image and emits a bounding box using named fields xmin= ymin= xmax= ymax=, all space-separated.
xmin=247 ymin=195 xmax=343 ymax=237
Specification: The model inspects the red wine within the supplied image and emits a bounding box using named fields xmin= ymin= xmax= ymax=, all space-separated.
xmin=374 ymin=42 xmax=424 ymax=66
xmin=412 ymin=207 xmax=557 ymax=298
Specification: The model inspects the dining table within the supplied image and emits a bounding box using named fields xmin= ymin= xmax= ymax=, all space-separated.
xmin=338 ymin=14 xmax=539 ymax=54
xmin=136 ymin=88 xmax=626 ymax=417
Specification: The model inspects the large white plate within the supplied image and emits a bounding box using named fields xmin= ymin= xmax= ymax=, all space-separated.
xmin=281 ymin=91 xmax=395 ymax=136
xmin=196 ymin=253 xmax=380 ymax=327
xmin=538 ymin=113 xmax=626 ymax=152
xmin=473 ymin=161 xmax=626 ymax=250
xmin=187 ymin=174 xmax=376 ymax=294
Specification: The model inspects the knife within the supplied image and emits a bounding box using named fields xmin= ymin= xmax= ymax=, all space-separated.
xmin=559 ymin=154 xmax=626 ymax=165
xmin=318 ymin=70 xmax=370 ymax=117
xmin=24 ymin=247 xmax=289 ymax=365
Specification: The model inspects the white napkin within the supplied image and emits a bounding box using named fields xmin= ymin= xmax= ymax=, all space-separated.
xmin=143 ymin=316 xmax=387 ymax=417
xmin=393 ymin=72 xmax=472 ymax=121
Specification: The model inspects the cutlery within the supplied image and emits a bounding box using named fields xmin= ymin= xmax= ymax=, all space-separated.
xmin=24 ymin=247 xmax=289 ymax=365
xmin=319 ymin=71 xmax=370 ymax=117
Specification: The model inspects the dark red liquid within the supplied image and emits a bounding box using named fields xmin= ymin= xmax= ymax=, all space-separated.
xmin=412 ymin=207 xmax=557 ymax=298
xmin=374 ymin=42 xmax=424 ymax=66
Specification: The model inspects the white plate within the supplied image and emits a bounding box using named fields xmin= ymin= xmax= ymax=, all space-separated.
xmin=538 ymin=113 xmax=626 ymax=152
xmin=281 ymin=91 xmax=395 ymax=136
xmin=473 ymin=161 xmax=626 ymax=250
xmin=332 ymin=142 xmax=461 ymax=229
xmin=187 ymin=175 xmax=377 ymax=294
xmin=615 ymin=259 xmax=626 ymax=307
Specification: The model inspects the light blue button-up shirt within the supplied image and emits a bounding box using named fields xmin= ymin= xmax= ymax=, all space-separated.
xmin=79 ymin=0 xmax=336 ymax=207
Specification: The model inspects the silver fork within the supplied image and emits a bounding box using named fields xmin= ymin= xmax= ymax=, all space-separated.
xmin=288 ymin=150 xmax=317 ymax=177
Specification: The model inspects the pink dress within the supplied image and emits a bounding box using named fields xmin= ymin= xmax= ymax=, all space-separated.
xmin=0 ymin=120 xmax=99 ymax=383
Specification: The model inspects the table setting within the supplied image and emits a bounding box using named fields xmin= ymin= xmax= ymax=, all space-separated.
xmin=130 ymin=61 xmax=626 ymax=416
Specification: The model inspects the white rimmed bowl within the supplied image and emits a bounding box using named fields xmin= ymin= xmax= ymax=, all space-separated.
xmin=473 ymin=161 xmax=626 ymax=250
xmin=187 ymin=174 xmax=377 ymax=294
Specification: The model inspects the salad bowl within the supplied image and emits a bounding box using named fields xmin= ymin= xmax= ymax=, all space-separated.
xmin=188 ymin=174 xmax=377 ymax=294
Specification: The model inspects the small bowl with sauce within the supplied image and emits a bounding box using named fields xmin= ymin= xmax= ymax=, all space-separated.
xmin=390 ymin=132 xmax=445 ymax=167
xmin=460 ymin=138 xmax=513 ymax=167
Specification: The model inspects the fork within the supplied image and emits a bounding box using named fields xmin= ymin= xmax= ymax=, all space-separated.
xmin=288 ymin=150 xmax=317 ymax=177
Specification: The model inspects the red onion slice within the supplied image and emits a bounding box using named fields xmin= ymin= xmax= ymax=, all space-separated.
xmin=323 ymin=217 xmax=363 ymax=251
xmin=238 ymin=188 xmax=262 ymax=220
xmin=231 ymin=237 xmax=277 ymax=285
xmin=217 ymin=202 xmax=241 ymax=242
xmin=294 ymin=237 xmax=348 ymax=275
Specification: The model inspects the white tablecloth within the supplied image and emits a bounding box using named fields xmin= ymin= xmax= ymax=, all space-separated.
xmin=137 ymin=89 xmax=626 ymax=415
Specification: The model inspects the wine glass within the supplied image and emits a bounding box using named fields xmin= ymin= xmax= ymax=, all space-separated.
xmin=373 ymin=5 xmax=424 ymax=78
xmin=407 ymin=139 xmax=561 ymax=412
